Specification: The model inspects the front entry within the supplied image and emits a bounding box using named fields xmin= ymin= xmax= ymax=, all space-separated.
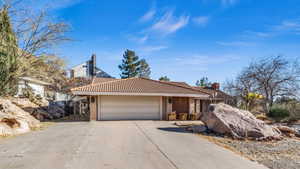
xmin=172 ymin=97 xmax=189 ymax=114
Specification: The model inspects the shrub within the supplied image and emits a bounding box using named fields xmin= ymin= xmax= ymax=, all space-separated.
xmin=268 ymin=107 xmax=290 ymax=121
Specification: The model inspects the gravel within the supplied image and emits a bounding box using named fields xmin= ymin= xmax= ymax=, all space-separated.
xmin=201 ymin=135 xmax=300 ymax=169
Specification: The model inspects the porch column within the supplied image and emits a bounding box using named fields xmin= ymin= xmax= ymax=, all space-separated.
xmin=89 ymin=96 xmax=97 ymax=121
xmin=189 ymin=98 xmax=195 ymax=114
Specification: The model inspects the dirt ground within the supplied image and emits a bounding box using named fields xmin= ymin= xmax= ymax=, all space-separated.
xmin=199 ymin=134 xmax=300 ymax=169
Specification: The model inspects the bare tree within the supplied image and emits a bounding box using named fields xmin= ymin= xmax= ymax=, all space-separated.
xmin=225 ymin=56 xmax=300 ymax=111
xmin=224 ymin=70 xmax=258 ymax=110
xmin=246 ymin=56 xmax=299 ymax=109
xmin=1 ymin=0 xmax=70 ymax=83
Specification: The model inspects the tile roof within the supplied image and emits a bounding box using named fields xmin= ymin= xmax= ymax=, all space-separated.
xmin=160 ymin=81 xmax=191 ymax=88
xmin=71 ymin=77 xmax=209 ymax=97
xmin=91 ymin=77 xmax=117 ymax=84
xmin=192 ymin=86 xmax=232 ymax=99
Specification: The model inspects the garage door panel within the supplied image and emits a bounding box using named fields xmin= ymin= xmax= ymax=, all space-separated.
xmin=98 ymin=96 xmax=160 ymax=120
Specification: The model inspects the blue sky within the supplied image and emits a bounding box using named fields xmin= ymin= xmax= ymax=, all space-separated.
xmin=41 ymin=0 xmax=300 ymax=85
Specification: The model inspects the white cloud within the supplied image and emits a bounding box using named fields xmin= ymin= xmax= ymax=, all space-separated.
xmin=241 ymin=19 xmax=300 ymax=40
xmin=216 ymin=41 xmax=256 ymax=47
xmin=173 ymin=54 xmax=240 ymax=69
xmin=140 ymin=45 xmax=168 ymax=53
xmin=126 ymin=34 xmax=149 ymax=44
xmin=150 ymin=10 xmax=190 ymax=35
xmin=139 ymin=8 xmax=156 ymax=22
xmin=273 ymin=20 xmax=300 ymax=33
xmin=193 ymin=16 xmax=210 ymax=27
xmin=243 ymin=30 xmax=273 ymax=38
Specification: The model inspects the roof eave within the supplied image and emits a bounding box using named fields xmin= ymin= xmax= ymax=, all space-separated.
xmin=71 ymin=91 xmax=210 ymax=97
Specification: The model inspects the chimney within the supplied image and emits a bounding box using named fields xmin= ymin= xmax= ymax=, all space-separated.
xmin=211 ymin=83 xmax=220 ymax=90
xmin=91 ymin=54 xmax=96 ymax=77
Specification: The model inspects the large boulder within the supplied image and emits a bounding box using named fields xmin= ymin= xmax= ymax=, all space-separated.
xmin=0 ymin=98 xmax=40 ymax=136
xmin=201 ymin=103 xmax=282 ymax=140
xmin=10 ymin=97 xmax=53 ymax=121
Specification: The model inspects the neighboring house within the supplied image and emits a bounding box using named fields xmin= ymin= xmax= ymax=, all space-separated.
xmin=17 ymin=77 xmax=51 ymax=98
xmin=71 ymin=77 xmax=213 ymax=121
xmin=69 ymin=54 xmax=112 ymax=78
xmin=192 ymin=83 xmax=235 ymax=113
xmin=45 ymin=77 xmax=93 ymax=114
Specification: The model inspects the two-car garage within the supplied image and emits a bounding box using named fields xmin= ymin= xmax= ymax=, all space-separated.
xmin=97 ymin=96 xmax=162 ymax=120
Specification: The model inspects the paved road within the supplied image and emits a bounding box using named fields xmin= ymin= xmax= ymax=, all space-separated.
xmin=0 ymin=121 xmax=267 ymax=169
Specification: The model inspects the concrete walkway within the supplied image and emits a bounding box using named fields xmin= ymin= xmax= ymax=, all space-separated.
xmin=0 ymin=121 xmax=268 ymax=169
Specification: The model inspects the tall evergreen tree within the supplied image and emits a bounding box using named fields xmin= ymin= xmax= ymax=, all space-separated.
xmin=119 ymin=49 xmax=140 ymax=79
xmin=0 ymin=6 xmax=19 ymax=96
xmin=196 ymin=77 xmax=210 ymax=87
xmin=138 ymin=59 xmax=151 ymax=78
xmin=159 ymin=76 xmax=170 ymax=81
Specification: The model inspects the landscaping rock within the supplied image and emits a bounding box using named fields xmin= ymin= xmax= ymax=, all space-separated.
xmin=10 ymin=97 xmax=66 ymax=120
xmin=201 ymin=103 xmax=282 ymax=140
xmin=277 ymin=126 xmax=297 ymax=137
xmin=0 ymin=98 xmax=40 ymax=136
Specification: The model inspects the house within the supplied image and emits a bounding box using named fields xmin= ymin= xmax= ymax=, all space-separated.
xmin=17 ymin=77 xmax=51 ymax=98
xmin=71 ymin=77 xmax=230 ymax=121
xmin=192 ymin=83 xmax=235 ymax=111
xmin=69 ymin=54 xmax=112 ymax=78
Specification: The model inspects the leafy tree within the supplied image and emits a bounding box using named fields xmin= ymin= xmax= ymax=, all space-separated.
xmin=159 ymin=76 xmax=170 ymax=81
xmin=0 ymin=6 xmax=19 ymax=96
xmin=138 ymin=59 xmax=151 ymax=78
xmin=119 ymin=49 xmax=140 ymax=79
xmin=195 ymin=77 xmax=210 ymax=87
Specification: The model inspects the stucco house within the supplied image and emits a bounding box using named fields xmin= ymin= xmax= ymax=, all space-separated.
xmin=69 ymin=54 xmax=112 ymax=78
xmin=17 ymin=77 xmax=51 ymax=98
xmin=71 ymin=77 xmax=230 ymax=121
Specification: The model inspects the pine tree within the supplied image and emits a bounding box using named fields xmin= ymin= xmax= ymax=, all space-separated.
xmin=118 ymin=49 xmax=140 ymax=79
xmin=159 ymin=76 xmax=170 ymax=81
xmin=196 ymin=77 xmax=210 ymax=87
xmin=138 ymin=59 xmax=151 ymax=78
xmin=0 ymin=7 xmax=19 ymax=96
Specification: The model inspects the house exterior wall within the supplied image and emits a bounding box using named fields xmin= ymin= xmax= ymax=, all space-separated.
xmin=55 ymin=92 xmax=71 ymax=101
xmin=17 ymin=80 xmax=45 ymax=97
xmin=71 ymin=63 xmax=88 ymax=78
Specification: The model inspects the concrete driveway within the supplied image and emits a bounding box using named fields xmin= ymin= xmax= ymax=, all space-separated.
xmin=0 ymin=121 xmax=267 ymax=169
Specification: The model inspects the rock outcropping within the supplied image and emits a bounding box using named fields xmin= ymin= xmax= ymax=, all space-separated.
xmin=201 ymin=103 xmax=282 ymax=140
xmin=0 ymin=98 xmax=40 ymax=136
xmin=10 ymin=98 xmax=66 ymax=121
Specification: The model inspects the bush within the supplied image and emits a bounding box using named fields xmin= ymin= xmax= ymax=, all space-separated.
xmin=268 ymin=107 xmax=290 ymax=121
